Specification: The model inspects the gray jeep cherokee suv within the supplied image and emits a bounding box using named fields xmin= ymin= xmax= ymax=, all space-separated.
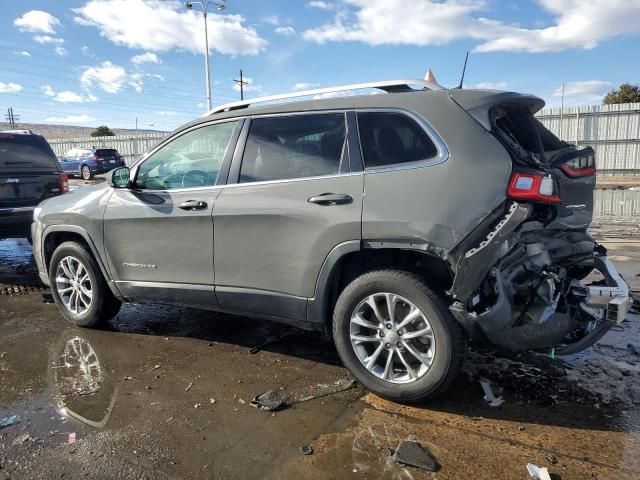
xmin=32 ymin=80 xmax=632 ymax=403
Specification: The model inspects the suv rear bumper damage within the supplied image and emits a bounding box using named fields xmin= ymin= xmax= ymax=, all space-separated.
xmin=447 ymin=202 xmax=632 ymax=355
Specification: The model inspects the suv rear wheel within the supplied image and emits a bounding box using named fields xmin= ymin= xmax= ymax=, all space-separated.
xmin=333 ymin=269 xmax=466 ymax=403
xmin=49 ymin=241 xmax=121 ymax=327
xmin=81 ymin=165 xmax=94 ymax=180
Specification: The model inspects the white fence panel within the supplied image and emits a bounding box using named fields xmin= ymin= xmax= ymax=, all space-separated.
xmin=45 ymin=133 xmax=168 ymax=166
xmin=536 ymin=103 xmax=640 ymax=175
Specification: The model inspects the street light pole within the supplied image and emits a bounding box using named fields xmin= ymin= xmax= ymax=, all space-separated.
xmin=185 ymin=0 xmax=226 ymax=111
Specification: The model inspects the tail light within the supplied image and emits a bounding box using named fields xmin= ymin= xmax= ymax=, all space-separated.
xmin=560 ymin=153 xmax=596 ymax=177
xmin=58 ymin=172 xmax=69 ymax=193
xmin=507 ymin=172 xmax=560 ymax=204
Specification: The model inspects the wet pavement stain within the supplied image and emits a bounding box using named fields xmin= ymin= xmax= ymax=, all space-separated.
xmin=1 ymin=232 xmax=640 ymax=479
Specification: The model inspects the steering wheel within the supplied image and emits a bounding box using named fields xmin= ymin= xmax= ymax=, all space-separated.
xmin=181 ymin=169 xmax=209 ymax=188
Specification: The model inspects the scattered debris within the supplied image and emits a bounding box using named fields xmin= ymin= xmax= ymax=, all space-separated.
xmin=250 ymin=390 xmax=290 ymax=411
xmin=123 ymin=376 xmax=133 ymax=381
xmin=627 ymin=343 xmax=640 ymax=356
xmin=68 ymin=432 xmax=77 ymax=445
xmin=209 ymin=397 xmax=216 ymax=404
xmin=526 ymin=463 xmax=552 ymax=480
xmin=0 ymin=414 xmax=21 ymax=430
xmin=237 ymin=398 xmax=246 ymax=404
xmin=0 ymin=352 xmax=6 ymax=358
xmin=300 ymin=445 xmax=314 ymax=455
xmin=12 ymin=433 xmax=31 ymax=447
xmin=153 ymin=364 xmax=161 ymax=370
xmin=479 ymin=379 xmax=505 ymax=407
xmin=185 ymin=382 xmax=193 ymax=392
xmin=294 ymin=378 xmax=357 ymax=403
xmin=194 ymin=403 xmax=202 ymax=409
xmin=392 ymin=441 xmax=439 ymax=472
xmin=545 ymin=454 xmax=558 ymax=465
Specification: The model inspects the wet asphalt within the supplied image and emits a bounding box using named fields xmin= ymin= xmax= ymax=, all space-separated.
xmin=1 ymin=179 xmax=639 ymax=479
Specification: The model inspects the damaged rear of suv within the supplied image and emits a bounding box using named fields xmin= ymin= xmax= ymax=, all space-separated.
xmin=447 ymin=90 xmax=631 ymax=356
xmin=32 ymin=80 xmax=632 ymax=404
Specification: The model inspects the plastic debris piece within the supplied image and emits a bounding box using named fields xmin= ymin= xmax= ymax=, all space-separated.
xmin=392 ymin=441 xmax=439 ymax=472
xmin=0 ymin=414 xmax=21 ymax=430
xmin=250 ymin=390 xmax=290 ymax=411
xmin=185 ymin=382 xmax=193 ymax=392
xmin=479 ymin=379 xmax=505 ymax=407
xmin=300 ymin=445 xmax=313 ymax=455
xmin=68 ymin=432 xmax=77 ymax=445
xmin=12 ymin=433 xmax=30 ymax=446
xmin=526 ymin=463 xmax=552 ymax=480
xmin=209 ymin=397 xmax=216 ymax=404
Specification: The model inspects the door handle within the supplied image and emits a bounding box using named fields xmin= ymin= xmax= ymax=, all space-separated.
xmin=307 ymin=193 xmax=353 ymax=206
xmin=178 ymin=200 xmax=208 ymax=211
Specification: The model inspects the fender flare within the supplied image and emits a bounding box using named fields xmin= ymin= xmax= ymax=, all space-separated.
xmin=307 ymin=240 xmax=361 ymax=325
xmin=42 ymin=225 xmax=123 ymax=299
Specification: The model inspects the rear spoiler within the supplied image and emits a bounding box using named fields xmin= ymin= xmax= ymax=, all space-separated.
xmin=448 ymin=89 xmax=545 ymax=131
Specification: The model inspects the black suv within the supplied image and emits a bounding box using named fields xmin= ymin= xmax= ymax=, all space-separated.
xmin=0 ymin=130 xmax=68 ymax=239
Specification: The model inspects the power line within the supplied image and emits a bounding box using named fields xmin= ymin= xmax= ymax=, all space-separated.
xmin=233 ymin=69 xmax=249 ymax=100
xmin=5 ymin=107 xmax=20 ymax=127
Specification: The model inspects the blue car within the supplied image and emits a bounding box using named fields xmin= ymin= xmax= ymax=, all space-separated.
xmin=59 ymin=147 xmax=125 ymax=180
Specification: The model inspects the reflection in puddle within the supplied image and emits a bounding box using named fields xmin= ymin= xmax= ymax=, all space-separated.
xmin=50 ymin=333 xmax=118 ymax=429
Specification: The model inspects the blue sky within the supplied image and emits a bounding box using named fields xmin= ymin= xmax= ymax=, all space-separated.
xmin=0 ymin=0 xmax=639 ymax=130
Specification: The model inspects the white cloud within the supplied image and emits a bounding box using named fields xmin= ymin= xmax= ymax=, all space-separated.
xmin=293 ymin=82 xmax=321 ymax=91
xmin=551 ymin=80 xmax=612 ymax=99
xmin=0 ymin=82 xmax=23 ymax=94
xmin=73 ymin=0 xmax=267 ymax=55
xmin=14 ymin=51 xmax=31 ymax=57
xmin=132 ymin=52 xmax=161 ymax=64
xmin=80 ymin=61 xmax=143 ymax=94
xmin=303 ymin=0 xmax=640 ymax=54
xmin=55 ymin=46 xmax=68 ymax=56
xmin=473 ymin=81 xmax=508 ymax=90
xmin=263 ymin=15 xmax=280 ymax=26
xmin=34 ymin=35 xmax=64 ymax=45
xmin=156 ymin=110 xmax=178 ymax=116
xmin=14 ymin=10 xmax=60 ymax=34
xmin=308 ymin=1 xmax=335 ymax=9
xmin=81 ymin=46 xmax=95 ymax=57
xmin=232 ymin=76 xmax=261 ymax=93
xmin=275 ymin=26 xmax=296 ymax=37
xmin=42 ymin=85 xmax=98 ymax=103
xmin=45 ymin=114 xmax=96 ymax=124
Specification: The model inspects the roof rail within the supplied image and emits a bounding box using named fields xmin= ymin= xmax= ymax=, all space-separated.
xmin=205 ymin=79 xmax=443 ymax=116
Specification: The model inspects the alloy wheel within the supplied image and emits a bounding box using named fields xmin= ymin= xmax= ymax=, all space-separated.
xmin=55 ymin=256 xmax=93 ymax=315
xmin=350 ymin=293 xmax=435 ymax=384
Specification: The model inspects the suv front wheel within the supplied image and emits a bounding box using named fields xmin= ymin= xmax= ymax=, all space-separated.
xmin=49 ymin=241 xmax=121 ymax=327
xmin=333 ymin=270 xmax=466 ymax=403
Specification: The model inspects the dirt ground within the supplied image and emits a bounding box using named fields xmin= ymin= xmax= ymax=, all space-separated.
xmin=1 ymin=180 xmax=639 ymax=479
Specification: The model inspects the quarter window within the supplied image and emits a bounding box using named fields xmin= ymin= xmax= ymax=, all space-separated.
xmin=136 ymin=121 xmax=238 ymax=190
xmin=357 ymin=112 xmax=438 ymax=168
xmin=239 ymin=113 xmax=347 ymax=183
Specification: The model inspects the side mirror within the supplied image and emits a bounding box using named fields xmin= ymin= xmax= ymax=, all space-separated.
xmin=110 ymin=167 xmax=131 ymax=189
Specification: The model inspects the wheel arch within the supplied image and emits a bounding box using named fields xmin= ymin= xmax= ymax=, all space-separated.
xmin=307 ymin=241 xmax=454 ymax=333
xmin=42 ymin=225 xmax=122 ymax=298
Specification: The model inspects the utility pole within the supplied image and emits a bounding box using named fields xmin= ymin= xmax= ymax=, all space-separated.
xmin=233 ymin=69 xmax=249 ymax=100
xmin=560 ymin=83 xmax=565 ymax=139
xmin=185 ymin=0 xmax=227 ymax=111
xmin=5 ymin=107 xmax=20 ymax=128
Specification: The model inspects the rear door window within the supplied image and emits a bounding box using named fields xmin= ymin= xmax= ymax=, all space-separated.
xmin=96 ymin=149 xmax=119 ymax=157
xmin=0 ymin=134 xmax=60 ymax=171
xmin=239 ymin=113 xmax=347 ymax=183
xmin=357 ymin=112 xmax=438 ymax=168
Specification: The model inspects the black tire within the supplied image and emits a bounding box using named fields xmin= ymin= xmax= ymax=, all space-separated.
xmin=81 ymin=165 xmax=94 ymax=180
xmin=49 ymin=241 xmax=121 ymax=328
xmin=332 ymin=269 xmax=466 ymax=404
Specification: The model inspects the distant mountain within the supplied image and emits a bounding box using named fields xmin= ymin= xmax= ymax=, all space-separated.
xmin=0 ymin=122 xmax=167 ymax=139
